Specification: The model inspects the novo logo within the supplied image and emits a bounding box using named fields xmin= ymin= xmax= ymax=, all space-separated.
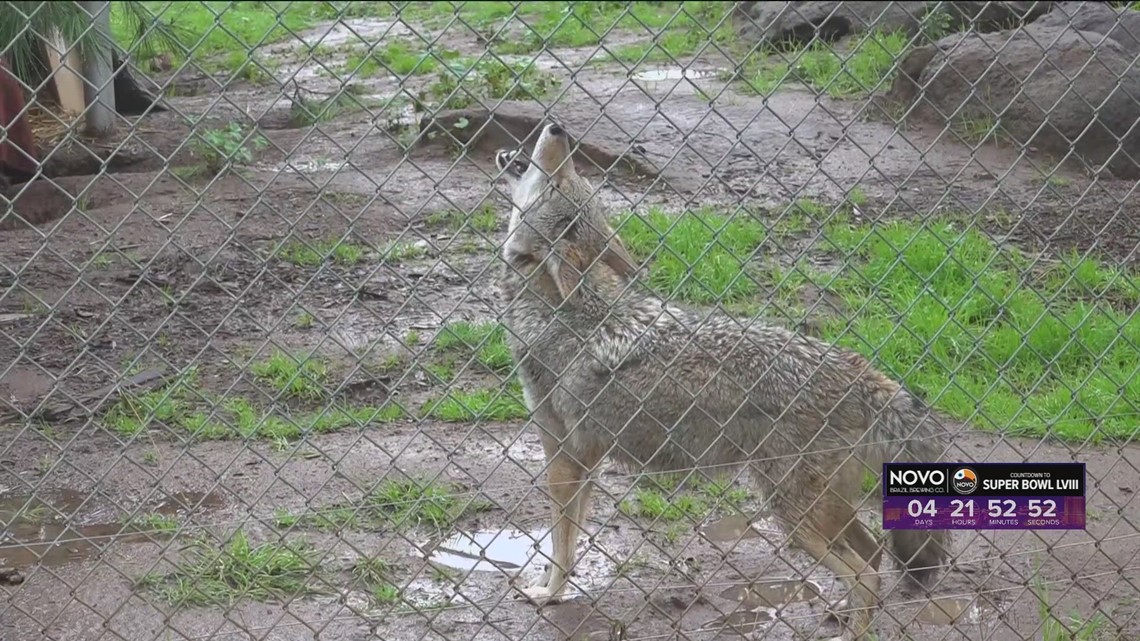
xmin=952 ymin=468 xmax=979 ymax=494
xmin=887 ymin=469 xmax=946 ymax=487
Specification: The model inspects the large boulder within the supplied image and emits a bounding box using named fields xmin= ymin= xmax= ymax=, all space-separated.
xmin=885 ymin=2 xmax=1140 ymax=178
xmin=733 ymin=1 xmax=1054 ymax=48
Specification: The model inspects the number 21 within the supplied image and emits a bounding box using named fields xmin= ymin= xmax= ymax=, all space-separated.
xmin=950 ymin=499 xmax=974 ymax=517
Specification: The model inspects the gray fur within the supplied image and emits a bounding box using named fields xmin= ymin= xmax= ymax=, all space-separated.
xmin=494 ymin=123 xmax=950 ymax=639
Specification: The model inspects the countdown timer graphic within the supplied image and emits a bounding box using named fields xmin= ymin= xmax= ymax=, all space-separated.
xmin=882 ymin=462 xmax=1086 ymax=530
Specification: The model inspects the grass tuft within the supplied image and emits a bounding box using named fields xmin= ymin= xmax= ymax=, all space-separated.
xmin=140 ymin=529 xmax=313 ymax=606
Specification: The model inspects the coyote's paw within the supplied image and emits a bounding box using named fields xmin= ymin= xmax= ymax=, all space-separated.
xmin=518 ymin=583 xmax=567 ymax=606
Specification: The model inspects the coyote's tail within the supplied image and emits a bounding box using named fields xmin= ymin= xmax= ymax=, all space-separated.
xmin=864 ymin=374 xmax=951 ymax=590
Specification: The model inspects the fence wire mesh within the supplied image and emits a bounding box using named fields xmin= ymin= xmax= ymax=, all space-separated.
xmin=1 ymin=1 xmax=1139 ymax=640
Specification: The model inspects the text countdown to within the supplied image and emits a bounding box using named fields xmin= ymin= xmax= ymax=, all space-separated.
xmin=882 ymin=462 xmax=1086 ymax=530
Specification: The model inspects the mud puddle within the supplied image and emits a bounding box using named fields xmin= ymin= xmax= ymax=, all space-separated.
xmin=721 ymin=578 xmax=823 ymax=610
xmin=699 ymin=514 xmax=782 ymax=543
xmin=0 ymin=488 xmax=223 ymax=570
xmin=632 ymin=67 xmax=722 ymax=82
xmin=425 ymin=528 xmax=551 ymax=573
xmin=914 ymin=595 xmax=996 ymax=625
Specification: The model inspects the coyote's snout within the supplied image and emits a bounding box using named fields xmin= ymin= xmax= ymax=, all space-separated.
xmin=493 ymin=122 xmax=950 ymax=641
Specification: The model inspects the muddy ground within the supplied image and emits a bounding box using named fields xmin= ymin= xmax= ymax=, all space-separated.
xmin=2 ymin=14 xmax=1139 ymax=641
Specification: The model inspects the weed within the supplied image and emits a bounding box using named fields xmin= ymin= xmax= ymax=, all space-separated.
xmin=745 ymin=29 xmax=910 ymax=97
xmin=949 ymin=109 xmax=1005 ymax=145
xmin=379 ymin=240 xmax=428 ymax=263
xmin=142 ymin=450 xmax=159 ymax=466
xmin=251 ymin=351 xmax=330 ymax=401
xmin=369 ymin=478 xmax=489 ymax=531
xmin=140 ymin=530 xmax=314 ymax=606
xmin=103 ymin=371 xmax=201 ymax=437
xmin=372 ymin=583 xmax=401 ymax=604
xmin=289 ymin=89 xmax=377 ymax=127
xmin=404 ymin=330 xmax=422 ymax=347
xmin=431 ymin=321 xmax=513 ymax=374
xmin=344 ymin=40 xmax=459 ymax=77
xmin=277 ymin=237 xmax=369 ymax=267
xmin=620 ymin=475 xmax=752 ymax=523
xmin=421 ymin=386 xmax=528 ymax=422
xmin=190 ymin=121 xmax=267 ymax=176
xmin=294 ymin=312 xmax=315 ymax=329
xmin=351 ymin=556 xmax=392 ymax=587
xmin=1034 ymin=571 xmax=1112 ymax=641
xmin=920 ymin=8 xmax=955 ymax=42
xmin=125 ymin=513 xmax=179 ymax=535
xmin=615 ymin=207 xmax=767 ymax=304
xmin=425 ymin=203 xmax=499 ymax=234
xmin=420 ymin=57 xmax=560 ymax=111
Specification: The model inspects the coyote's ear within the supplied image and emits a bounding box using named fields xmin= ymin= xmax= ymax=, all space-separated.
xmin=600 ymin=235 xmax=638 ymax=279
xmin=547 ymin=241 xmax=590 ymax=303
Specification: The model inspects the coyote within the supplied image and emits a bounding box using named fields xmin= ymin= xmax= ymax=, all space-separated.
xmin=493 ymin=123 xmax=950 ymax=640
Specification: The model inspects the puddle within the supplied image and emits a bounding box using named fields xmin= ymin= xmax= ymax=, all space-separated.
xmin=915 ymin=595 xmax=994 ymax=626
xmin=699 ymin=514 xmax=781 ymax=543
xmin=0 ymin=488 xmax=222 ymax=569
xmin=426 ymin=529 xmax=551 ymax=573
xmin=720 ymin=579 xmax=823 ymax=610
xmin=708 ymin=609 xmax=776 ymax=635
xmin=700 ymin=514 xmax=762 ymax=542
xmin=632 ymin=67 xmax=721 ymax=82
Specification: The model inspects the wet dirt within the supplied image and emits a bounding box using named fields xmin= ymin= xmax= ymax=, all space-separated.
xmin=0 ymin=8 xmax=1138 ymax=641
xmin=0 ymin=488 xmax=223 ymax=569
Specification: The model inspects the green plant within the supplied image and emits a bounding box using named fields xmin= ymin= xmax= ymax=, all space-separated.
xmin=420 ymin=57 xmax=560 ymax=111
xmin=251 ymin=351 xmax=330 ymax=401
xmin=191 ymin=122 xmax=268 ymax=175
xmin=140 ymin=530 xmax=314 ymax=606
xmin=615 ymin=207 xmax=767 ymax=304
xmin=277 ymin=237 xmax=369 ymax=267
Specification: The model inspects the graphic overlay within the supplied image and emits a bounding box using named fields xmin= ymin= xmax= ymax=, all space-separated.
xmin=882 ymin=463 xmax=1086 ymax=530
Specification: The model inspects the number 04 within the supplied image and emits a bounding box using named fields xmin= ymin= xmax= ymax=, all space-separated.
xmin=907 ymin=499 xmax=937 ymax=518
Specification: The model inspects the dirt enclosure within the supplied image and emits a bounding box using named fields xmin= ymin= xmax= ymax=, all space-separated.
xmin=2 ymin=8 xmax=1139 ymax=641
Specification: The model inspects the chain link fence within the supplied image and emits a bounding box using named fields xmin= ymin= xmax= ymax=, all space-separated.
xmin=1 ymin=1 xmax=1138 ymax=639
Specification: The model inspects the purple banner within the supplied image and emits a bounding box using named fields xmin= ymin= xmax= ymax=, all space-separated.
xmin=883 ymin=495 xmax=1086 ymax=530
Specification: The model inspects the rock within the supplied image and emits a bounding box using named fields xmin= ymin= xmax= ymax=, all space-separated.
xmin=886 ymin=7 xmax=1140 ymax=178
xmin=1033 ymin=1 xmax=1140 ymax=56
xmin=733 ymin=1 xmax=1053 ymax=47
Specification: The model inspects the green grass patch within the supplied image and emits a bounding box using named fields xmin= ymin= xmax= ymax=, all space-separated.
xmin=431 ymin=321 xmax=514 ymax=374
xmin=251 ymin=351 xmax=330 ymax=401
xmin=619 ymin=473 xmax=752 ymax=523
xmin=614 ymin=207 xmax=767 ymax=304
xmin=113 ymin=1 xmax=343 ymax=68
xmin=804 ymin=216 xmax=1140 ymax=443
xmin=276 ymin=237 xmax=369 ymax=267
xmin=425 ymin=204 xmax=500 ymax=235
xmin=288 ymin=86 xmax=380 ymax=127
xmin=421 ymin=57 xmax=561 ymax=111
xmin=123 ymin=512 xmax=180 ymax=534
xmin=421 ymin=386 xmax=528 ymax=422
xmin=343 ymin=40 xmax=459 ymax=77
xmin=102 ymin=365 xmax=406 ymax=440
xmin=401 ymin=1 xmax=734 ymax=60
xmin=743 ymin=29 xmax=911 ymax=97
xmin=379 ymin=240 xmax=428 ymax=263
xmin=140 ymin=529 xmax=314 ymax=607
xmin=103 ymin=369 xmax=203 ymax=437
xmin=277 ymin=478 xmax=489 ymax=533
